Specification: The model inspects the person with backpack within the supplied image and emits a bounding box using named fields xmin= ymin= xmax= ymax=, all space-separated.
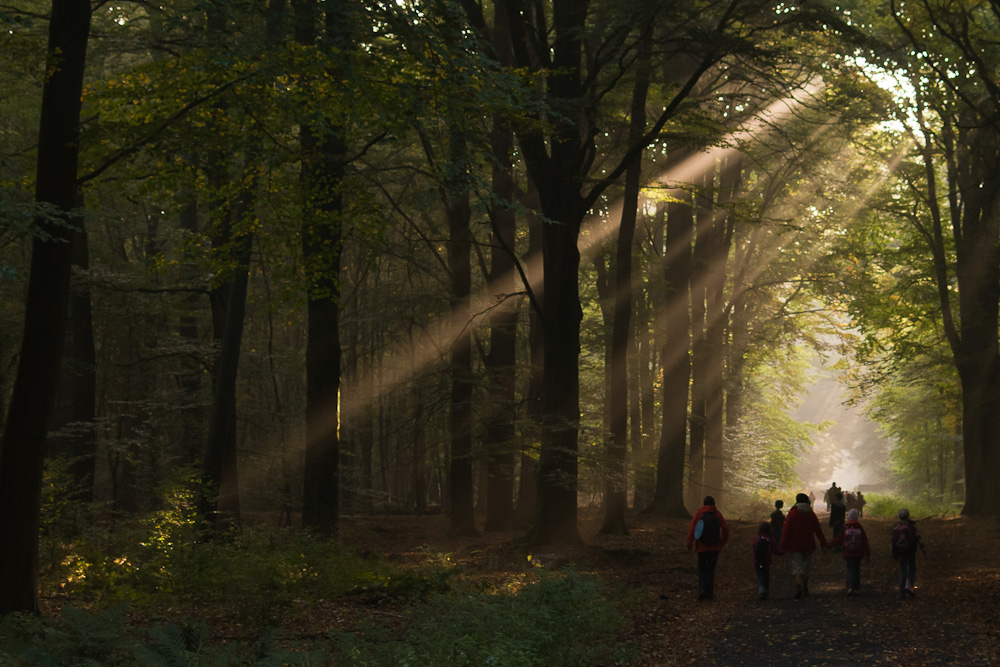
xmin=770 ymin=499 xmax=786 ymax=545
xmin=752 ymin=521 xmax=783 ymax=600
xmin=892 ymin=508 xmax=926 ymax=599
xmin=826 ymin=508 xmax=870 ymax=595
xmin=780 ymin=493 xmax=829 ymax=599
xmin=686 ymin=495 xmax=730 ymax=601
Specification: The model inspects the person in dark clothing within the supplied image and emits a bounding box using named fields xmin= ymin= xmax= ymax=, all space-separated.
xmin=686 ymin=495 xmax=730 ymax=601
xmin=829 ymin=491 xmax=847 ymax=542
xmin=780 ymin=493 xmax=829 ymax=599
xmin=892 ymin=508 xmax=926 ymax=599
xmin=770 ymin=499 xmax=786 ymax=545
xmin=752 ymin=521 xmax=783 ymax=600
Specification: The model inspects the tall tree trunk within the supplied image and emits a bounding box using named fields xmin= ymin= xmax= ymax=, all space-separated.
xmin=650 ymin=185 xmax=693 ymax=517
xmin=703 ymin=155 xmax=740 ymax=499
xmin=687 ymin=166 xmax=714 ymax=506
xmin=0 ymin=0 xmax=91 ymax=614
xmin=297 ymin=0 xmax=347 ymax=536
xmin=445 ymin=127 xmax=478 ymax=536
xmin=516 ymin=183 xmax=543 ymax=524
xmin=632 ymin=277 xmax=656 ymax=508
xmin=483 ymin=22 xmax=519 ymax=529
xmin=600 ymin=25 xmax=651 ymax=535
xmin=203 ymin=228 xmax=251 ymax=528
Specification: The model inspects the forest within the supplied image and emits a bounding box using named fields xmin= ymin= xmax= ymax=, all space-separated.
xmin=1 ymin=0 xmax=999 ymax=662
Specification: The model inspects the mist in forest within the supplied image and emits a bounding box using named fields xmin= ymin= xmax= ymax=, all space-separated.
xmin=791 ymin=362 xmax=894 ymax=498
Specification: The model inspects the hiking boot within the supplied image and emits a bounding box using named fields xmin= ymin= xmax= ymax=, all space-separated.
xmin=846 ymin=588 xmax=854 ymax=597
xmin=905 ymin=588 xmax=916 ymax=598
xmin=794 ymin=585 xmax=802 ymax=599
xmin=759 ymin=592 xmax=767 ymax=600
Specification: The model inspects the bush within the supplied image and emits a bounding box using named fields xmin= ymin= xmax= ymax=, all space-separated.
xmin=862 ymin=492 xmax=960 ymax=519
xmin=329 ymin=568 xmax=638 ymax=666
xmin=41 ymin=520 xmax=385 ymax=627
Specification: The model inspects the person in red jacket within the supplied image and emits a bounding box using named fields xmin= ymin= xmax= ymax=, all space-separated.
xmin=826 ymin=508 xmax=871 ymax=595
xmin=780 ymin=493 xmax=829 ymax=599
xmin=686 ymin=495 xmax=730 ymax=601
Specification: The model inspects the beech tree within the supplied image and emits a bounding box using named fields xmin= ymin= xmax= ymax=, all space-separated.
xmin=0 ymin=0 xmax=91 ymax=614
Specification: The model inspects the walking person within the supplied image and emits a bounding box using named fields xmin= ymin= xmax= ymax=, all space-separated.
xmin=827 ymin=508 xmax=870 ymax=595
xmin=770 ymin=499 xmax=786 ymax=545
xmin=687 ymin=495 xmax=730 ymax=601
xmin=892 ymin=508 xmax=926 ymax=599
xmin=829 ymin=491 xmax=847 ymax=542
xmin=752 ymin=521 xmax=783 ymax=600
xmin=780 ymin=493 xmax=829 ymax=599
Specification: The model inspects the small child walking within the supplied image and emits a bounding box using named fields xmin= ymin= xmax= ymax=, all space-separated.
xmin=827 ymin=508 xmax=870 ymax=595
xmin=770 ymin=500 xmax=785 ymax=545
xmin=892 ymin=508 xmax=926 ymax=599
xmin=752 ymin=522 xmax=783 ymax=600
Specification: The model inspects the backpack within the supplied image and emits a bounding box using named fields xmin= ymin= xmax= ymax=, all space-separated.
xmin=696 ymin=511 xmax=721 ymax=544
xmin=892 ymin=522 xmax=915 ymax=555
xmin=843 ymin=525 xmax=863 ymax=552
xmin=753 ymin=535 xmax=771 ymax=565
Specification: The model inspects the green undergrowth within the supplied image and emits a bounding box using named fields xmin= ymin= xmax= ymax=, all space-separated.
xmin=41 ymin=522 xmax=386 ymax=626
xmin=17 ymin=553 xmax=635 ymax=666
xmin=860 ymin=493 xmax=961 ymax=519
xmin=0 ymin=606 xmax=325 ymax=666
xmin=329 ymin=568 xmax=637 ymax=666
xmin=32 ymin=504 xmax=635 ymax=666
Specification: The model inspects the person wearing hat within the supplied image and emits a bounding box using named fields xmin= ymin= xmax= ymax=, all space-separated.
xmin=686 ymin=495 xmax=730 ymax=601
xmin=826 ymin=508 xmax=871 ymax=595
xmin=780 ymin=492 xmax=830 ymax=599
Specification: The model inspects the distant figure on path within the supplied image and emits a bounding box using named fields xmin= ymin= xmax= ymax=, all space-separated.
xmin=856 ymin=491 xmax=867 ymax=517
xmin=780 ymin=493 xmax=829 ymax=599
xmin=770 ymin=499 xmax=785 ymax=545
xmin=824 ymin=482 xmax=839 ymax=511
xmin=808 ymin=490 xmax=815 ymax=506
xmin=829 ymin=491 xmax=847 ymax=541
xmin=892 ymin=508 xmax=926 ymax=599
xmin=687 ymin=495 xmax=730 ymax=601
xmin=752 ymin=521 xmax=783 ymax=600
xmin=827 ymin=508 xmax=870 ymax=595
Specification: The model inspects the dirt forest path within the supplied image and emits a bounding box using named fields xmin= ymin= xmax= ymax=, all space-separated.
xmin=589 ymin=513 xmax=1000 ymax=666
xmin=338 ymin=509 xmax=1000 ymax=666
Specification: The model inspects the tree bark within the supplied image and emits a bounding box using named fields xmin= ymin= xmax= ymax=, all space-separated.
xmin=649 ymin=188 xmax=693 ymax=517
xmin=297 ymin=0 xmax=348 ymax=536
xmin=445 ymin=126 xmax=478 ymax=536
xmin=600 ymin=24 xmax=652 ymax=535
xmin=483 ymin=22 xmax=519 ymax=529
xmin=0 ymin=0 xmax=91 ymax=614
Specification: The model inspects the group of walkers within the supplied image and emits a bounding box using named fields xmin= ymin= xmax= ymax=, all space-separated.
xmin=686 ymin=492 xmax=926 ymax=602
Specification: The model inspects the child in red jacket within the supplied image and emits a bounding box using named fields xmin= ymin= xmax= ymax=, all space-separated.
xmin=827 ymin=508 xmax=870 ymax=595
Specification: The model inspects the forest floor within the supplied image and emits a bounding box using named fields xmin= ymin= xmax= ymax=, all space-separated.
xmin=325 ymin=508 xmax=1000 ymax=666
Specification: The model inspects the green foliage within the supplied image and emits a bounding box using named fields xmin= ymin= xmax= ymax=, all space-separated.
xmin=861 ymin=492 xmax=959 ymax=519
xmin=40 ymin=481 xmax=383 ymax=626
xmin=726 ymin=345 xmax=821 ymax=494
xmin=0 ymin=606 xmax=325 ymax=666
xmin=329 ymin=569 xmax=637 ymax=667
